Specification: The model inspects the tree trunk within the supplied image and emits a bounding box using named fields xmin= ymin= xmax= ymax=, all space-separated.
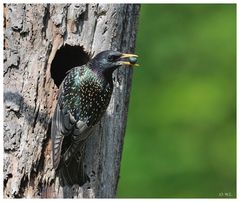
xmin=3 ymin=3 xmax=140 ymax=198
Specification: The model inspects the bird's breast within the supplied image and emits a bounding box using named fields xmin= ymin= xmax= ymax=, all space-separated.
xmin=79 ymin=81 xmax=113 ymax=125
xmin=63 ymin=79 xmax=113 ymax=126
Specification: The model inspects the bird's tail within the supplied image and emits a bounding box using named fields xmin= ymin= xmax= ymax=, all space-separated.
xmin=57 ymin=142 xmax=89 ymax=186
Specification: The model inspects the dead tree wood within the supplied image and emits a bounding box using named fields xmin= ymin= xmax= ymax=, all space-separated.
xmin=3 ymin=3 xmax=140 ymax=198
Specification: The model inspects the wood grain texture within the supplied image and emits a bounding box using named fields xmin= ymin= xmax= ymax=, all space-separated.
xmin=3 ymin=3 xmax=140 ymax=198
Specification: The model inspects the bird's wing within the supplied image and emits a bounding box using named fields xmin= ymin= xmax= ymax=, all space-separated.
xmin=51 ymin=66 xmax=91 ymax=169
xmin=51 ymin=93 xmax=74 ymax=169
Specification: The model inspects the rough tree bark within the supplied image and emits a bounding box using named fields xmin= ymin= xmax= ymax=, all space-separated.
xmin=3 ymin=3 xmax=140 ymax=198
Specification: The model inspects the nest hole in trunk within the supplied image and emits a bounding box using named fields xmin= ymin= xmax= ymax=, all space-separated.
xmin=51 ymin=45 xmax=90 ymax=87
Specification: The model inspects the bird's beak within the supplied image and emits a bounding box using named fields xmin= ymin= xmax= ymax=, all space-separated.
xmin=119 ymin=53 xmax=139 ymax=67
xmin=121 ymin=53 xmax=138 ymax=59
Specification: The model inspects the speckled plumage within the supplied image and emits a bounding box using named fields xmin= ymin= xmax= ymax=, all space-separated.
xmin=62 ymin=66 xmax=112 ymax=125
xmin=51 ymin=50 xmax=138 ymax=186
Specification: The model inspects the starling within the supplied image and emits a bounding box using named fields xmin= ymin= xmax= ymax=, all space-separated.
xmin=51 ymin=50 xmax=138 ymax=186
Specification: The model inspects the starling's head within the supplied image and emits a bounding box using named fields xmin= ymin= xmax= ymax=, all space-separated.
xmin=90 ymin=50 xmax=138 ymax=77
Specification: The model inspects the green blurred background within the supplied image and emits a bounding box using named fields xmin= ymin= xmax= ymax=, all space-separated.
xmin=117 ymin=4 xmax=236 ymax=198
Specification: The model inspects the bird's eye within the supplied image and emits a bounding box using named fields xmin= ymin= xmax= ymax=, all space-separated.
xmin=108 ymin=55 xmax=115 ymax=62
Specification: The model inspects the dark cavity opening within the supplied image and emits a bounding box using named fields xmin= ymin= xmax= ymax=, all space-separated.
xmin=51 ymin=45 xmax=90 ymax=87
